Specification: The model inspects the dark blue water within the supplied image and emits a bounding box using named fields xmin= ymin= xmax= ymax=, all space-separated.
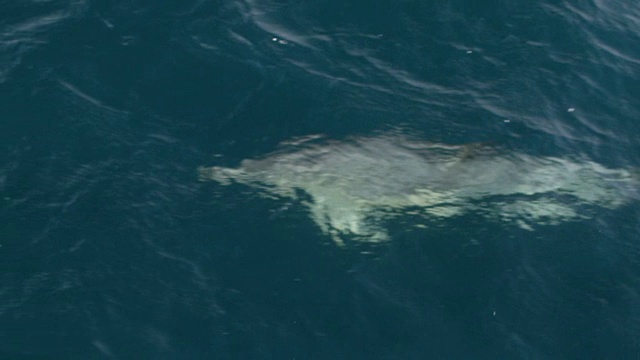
xmin=2 ymin=0 xmax=640 ymax=358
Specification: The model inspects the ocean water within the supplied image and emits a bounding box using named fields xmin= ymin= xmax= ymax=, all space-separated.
xmin=1 ymin=0 xmax=640 ymax=359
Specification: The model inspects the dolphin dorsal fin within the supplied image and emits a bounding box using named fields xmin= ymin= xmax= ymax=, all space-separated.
xmin=459 ymin=142 xmax=496 ymax=160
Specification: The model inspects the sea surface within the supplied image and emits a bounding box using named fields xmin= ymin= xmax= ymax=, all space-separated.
xmin=1 ymin=0 xmax=640 ymax=359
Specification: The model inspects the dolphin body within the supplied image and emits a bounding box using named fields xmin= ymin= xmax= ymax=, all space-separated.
xmin=199 ymin=134 xmax=637 ymax=245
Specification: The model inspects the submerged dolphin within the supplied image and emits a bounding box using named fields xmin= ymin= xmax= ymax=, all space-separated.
xmin=199 ymin=134 xmax=638 ymax=245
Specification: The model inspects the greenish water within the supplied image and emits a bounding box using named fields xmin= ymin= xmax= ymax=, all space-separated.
xmin=1 ymin=0 xmax=639 ymax=358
